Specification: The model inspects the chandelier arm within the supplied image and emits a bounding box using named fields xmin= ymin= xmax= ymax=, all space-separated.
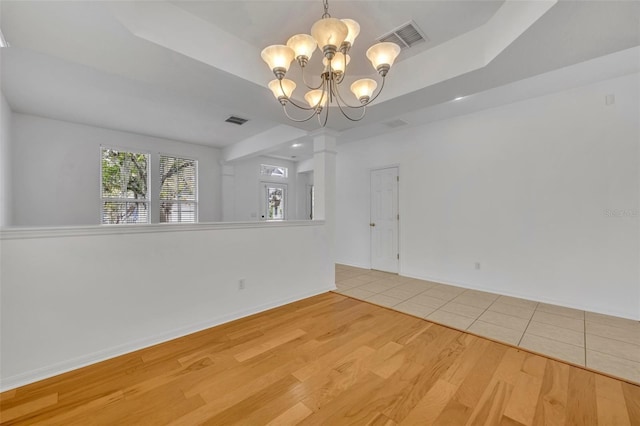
xmin=279 ymin=79 xmax=317 ymax=111
xmin=334 ymin=90 xmax=367 ymax=121
xmin=282 ymin=104 xmax=319 ymax=122
xmin=301 ymin=64 xmax=325 ymax=91
xmin=318 ymin=100 xmax=330 ymax=127
xmin=332 ymin=78 xmax=365 ymax=109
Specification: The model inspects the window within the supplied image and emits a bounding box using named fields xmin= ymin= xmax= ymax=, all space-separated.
xmin=101 ymin=148 xmax=149 ymax=224
xmin=261 ymin=164 xmax=288 ymax=178
xmin=160 ymin=155 xmax=197 ymax=223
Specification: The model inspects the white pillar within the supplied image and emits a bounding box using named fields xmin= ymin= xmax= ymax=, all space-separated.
xmin=220 ymin=162 xmax=235 ymax=222
xmin=313 ymin=131 xmax=337 ymax=271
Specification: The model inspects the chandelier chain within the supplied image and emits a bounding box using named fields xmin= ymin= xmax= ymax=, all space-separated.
xmin=322 ymin=0 xmax=330 ymax=18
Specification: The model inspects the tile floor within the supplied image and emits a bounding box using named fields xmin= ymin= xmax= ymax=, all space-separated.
xmin=334 ymin=264 xmax=640 ymax=384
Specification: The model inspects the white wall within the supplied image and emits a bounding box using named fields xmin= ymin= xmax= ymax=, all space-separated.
xmin=0 ymin=92 xmax=12 ymax=227
xmin=225 ymin=156 xmax=308 ymax=221
xmin=336 ymin=72 xmax=640 ymax=320
xmin=0 ymin=221 xmax=334 ymax=390
xmin=10 ymin=114 xmax=222 ymax=226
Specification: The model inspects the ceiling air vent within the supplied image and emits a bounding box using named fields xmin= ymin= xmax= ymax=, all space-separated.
xmin=384 ymin=119 xmax=408 ymax=128
xmin=225 ymin=116 xmax=249 ymax=125
xmin=377 ymin=21 xmax=427 ymax=49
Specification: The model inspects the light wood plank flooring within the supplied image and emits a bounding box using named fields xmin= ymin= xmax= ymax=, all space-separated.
xmin=1 ymin=292 xmax=639 ymax=425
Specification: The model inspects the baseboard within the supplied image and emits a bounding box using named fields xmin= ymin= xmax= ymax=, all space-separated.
xmin=335 ymin=260 xmax=370 ymax=270
xmin=0 ymin=286 xmax=333 ymax=392
xmin=401 ymin=271 xmax=640 ymax=321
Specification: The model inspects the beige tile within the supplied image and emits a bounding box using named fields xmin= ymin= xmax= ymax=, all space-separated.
xmin=335 ymin=277 xmax=367 ymax=290
xmin=365 ymin=294 xmax=403 ymax=308
xmin=393 ymin=283 xmax=431 ymax=294
xmin=351 ymin=274 xmax=379 ymax=283
xmin=451 ymin=292 xmax=496 ymax=309
xmin=431 ymin=284 xmax=466 ymax=295
xmin=409 ymin=294 xmax=449 ymax=309
xmin=380 ymin=287 xmax=421 ymax=300
xmin=587 ymin=350 xmax=640 ymax=383
xmin=496 ymin=295 xmax=538 ymax=310
xmin=478 ymin=311 xmax=529 ymax=332
xmin=536 ymin=303 xmax=584 ymax=320
xmin=586 ymin=334 xmax=640 ymax=363
xmin=423 ymin=288 xmax=460 ymax=302
xmin=467 ymin=321 xmax=523 ymax=346
xmin=464 ymin=289 xmax=500 ymax=299
xmin=585 ymin=312 xmax=640 ymax=331
xmin=531 ymin=311 xmax=584 ymax=333
xmin=426 ymin=310 xmax=475 ymax=330
xmin=526 ymin=321 xmax=584 ymax=347
xmin=341 ymin=288 xmax=376 ymax=300
xmin=487 ymin=302 xmax=535 ymax=320
xmin=396 ymin=278 xmax=437 ymax=290
xmin=586 ymin=321 xmax=640 ymax=346
xmin=394 ymin=301 xmax=437 ymax=318
xmin=366 ymin=270 xmax=397 ymax=279
xmin=358 ymin=281 xmax=398 ymax=293
xmin=439 ymin=302 xmax=485 ymax=319
xmin=520 ymin=334 xmax=585 ymax=366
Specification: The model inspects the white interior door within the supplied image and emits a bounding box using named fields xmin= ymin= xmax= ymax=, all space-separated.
xmin=370 ymin=167 xmax=399 ymax=273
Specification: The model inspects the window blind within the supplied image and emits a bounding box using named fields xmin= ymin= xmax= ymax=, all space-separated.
xmin=160 ymin=155 xmax=197 ymax=223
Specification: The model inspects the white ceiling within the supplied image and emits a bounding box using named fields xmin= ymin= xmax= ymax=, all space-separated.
xmin=1 ymin=0 xmax=639 ymax=161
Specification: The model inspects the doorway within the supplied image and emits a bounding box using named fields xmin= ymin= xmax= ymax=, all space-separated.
xmin=261 ymin=183 xmax=287 ymax=221
xmin=370 ymin=167 xmax=399 ymax=273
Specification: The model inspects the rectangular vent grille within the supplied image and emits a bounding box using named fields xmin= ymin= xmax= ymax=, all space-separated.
xmin=378 ymin=21 xmax=427 ymax=49
xmin=384 ymin=119 xmax=408 ymax=128
xmin=225 ymin=116 xmax=249 ymax=125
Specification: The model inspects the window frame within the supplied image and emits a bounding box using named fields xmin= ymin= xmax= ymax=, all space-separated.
xmin=159 ymin=153 xmax=199 ymax=224
xmin=260 ymin=164 xmax=288 ymax=179
xmin=100 ymin=146 xmax=151 ymax=225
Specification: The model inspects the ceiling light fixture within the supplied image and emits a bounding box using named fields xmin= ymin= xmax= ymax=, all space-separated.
xmin=261 ymin=0 xmax=401 ymax=127
xmin=291 ymin=143 xmax=303 ymax=148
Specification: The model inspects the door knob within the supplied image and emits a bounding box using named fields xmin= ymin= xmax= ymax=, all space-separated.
xmin=369 ymin=223 xmax=376 ymax=227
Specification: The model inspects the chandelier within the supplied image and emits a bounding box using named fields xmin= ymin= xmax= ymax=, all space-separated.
xmin=261 ymin=0 xmax=401 ymax=126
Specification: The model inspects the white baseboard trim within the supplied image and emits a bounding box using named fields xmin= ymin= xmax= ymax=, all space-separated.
xmin=335 ymin=260 xmax=370 ymax=270
xmin=401 ymin=271 xmax=640 ymax=321
xmin=0 ymin=286 xmax=333 ymax=392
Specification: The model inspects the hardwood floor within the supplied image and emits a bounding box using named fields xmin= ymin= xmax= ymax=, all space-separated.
xmin=1 ymin=292 xmax=639 ymax=425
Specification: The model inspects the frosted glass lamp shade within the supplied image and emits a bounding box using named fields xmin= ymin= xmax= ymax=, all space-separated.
xmin=323 ymin=53 xmax=350 ymax=74
xmin=311 ymin=17 xmax=348 ymax=52
xmin=366 ymin=42 xmax=401 ymax=70
xmin=341 ymin=19 xmax=360 ymax=46
xmin=350 ymin=78 xmax=377 ymax=102
xmin=287 ymin=34 xmax=317 ymax=61
xmin=261 ymin=45 xmax=295 ymax=73
xmin=268 ymin=79 xmax=296 ymax=99
xmin=304 ymin=89 xmax=328 ymax=108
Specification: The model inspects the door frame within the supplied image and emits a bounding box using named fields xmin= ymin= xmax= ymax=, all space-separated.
xmin=369 ymin=164 xmax=400 ymax=274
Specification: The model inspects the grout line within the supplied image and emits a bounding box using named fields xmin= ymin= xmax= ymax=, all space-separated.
xmin=464 ymin=291 xmax=495 ymax=332
xmin=517 ymin=303 xmax=538 ymax=346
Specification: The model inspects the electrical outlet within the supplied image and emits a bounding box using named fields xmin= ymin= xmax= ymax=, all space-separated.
xmin=475 ymin=262 xmax=481 ymax=270
xmin=238 ymin=279 xmax=245 ymax=290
